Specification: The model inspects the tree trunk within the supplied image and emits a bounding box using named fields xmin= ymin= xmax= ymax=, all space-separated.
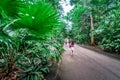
xmin=90 ymin=13 xmax=95 ymax=46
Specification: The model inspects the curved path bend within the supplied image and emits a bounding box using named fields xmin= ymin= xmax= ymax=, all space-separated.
xmin=59 ymin=44 xmax=120 ymax=80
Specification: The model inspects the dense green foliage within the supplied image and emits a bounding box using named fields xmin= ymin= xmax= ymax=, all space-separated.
xmin=67 ymin=4 xmax=90 ymax=44
xmin=0 ymin=0 xmax=64 ymax=80
xmin=67 ymin=0 xmax=120 ymax=53
xmin=1 ymin=0 xmax=119 ymax=79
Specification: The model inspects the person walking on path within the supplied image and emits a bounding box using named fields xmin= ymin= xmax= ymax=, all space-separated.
xmin=69 ymin=41 xmax=74 ymax=55
xmin=64 ymin=38 xmax=69 ymax=47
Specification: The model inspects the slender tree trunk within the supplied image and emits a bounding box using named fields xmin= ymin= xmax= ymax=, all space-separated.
xmin=90 ymin=13 xmax=95 ymax=45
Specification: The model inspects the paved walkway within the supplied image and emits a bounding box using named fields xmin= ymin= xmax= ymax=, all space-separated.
xmin=59 ymin=44 xmax=120 ymax=80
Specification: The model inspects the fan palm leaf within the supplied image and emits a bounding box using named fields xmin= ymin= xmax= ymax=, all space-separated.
xmin=11 ymin=1 xmax=61 ymax=37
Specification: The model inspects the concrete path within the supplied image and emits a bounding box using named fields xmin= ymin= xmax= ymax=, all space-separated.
xmin=59 ymin=44 xmax=120 ymax=80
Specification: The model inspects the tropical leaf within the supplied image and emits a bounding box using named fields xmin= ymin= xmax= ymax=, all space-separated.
xmin=10 ymin=0 xmax=61 ymax=37
xmin=0 ymin=31 xmax=11 ymax=43
xmin=0 ymin=0 xmax=24 ymax=17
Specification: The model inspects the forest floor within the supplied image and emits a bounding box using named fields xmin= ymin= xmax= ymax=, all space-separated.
xmin=58 ymin=44 xmax=120 ymax=80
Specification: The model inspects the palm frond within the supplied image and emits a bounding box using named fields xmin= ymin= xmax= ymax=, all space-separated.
xmin=11 ymin=1 xmax=61 ymax=37
xmin=0 ymin=0 xmax=24 ymax=17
